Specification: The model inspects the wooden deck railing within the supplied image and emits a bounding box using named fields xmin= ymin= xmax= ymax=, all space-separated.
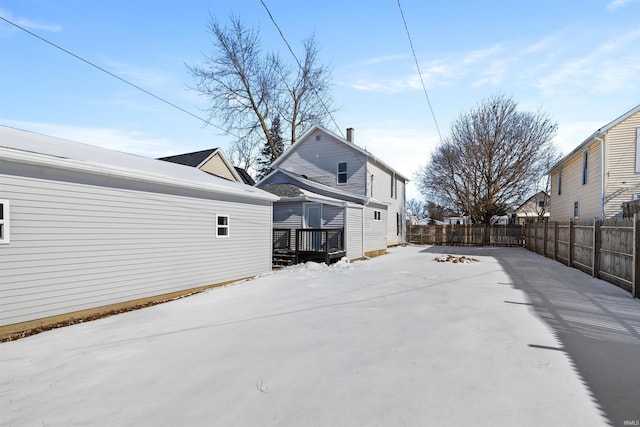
xmin=273 ymin=228 xmax=345 ymax=265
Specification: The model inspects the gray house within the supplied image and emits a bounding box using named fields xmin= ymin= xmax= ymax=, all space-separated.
xmin=256 ymin=125 xmax=407 ymax=264
xmin=0 ymin=126 xmax=277 ymax=337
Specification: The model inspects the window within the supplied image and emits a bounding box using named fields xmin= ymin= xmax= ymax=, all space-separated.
xmin=557 ymin=170 xmax=562 ymax=195
xmin=216 ymin=214 xmax=229 ymax=238
xmin=370 ymin=174 xmax=374 ymax=197
xmin=374 ymin=210 xmax=381 ymax=221
xmin=396 ymin=212 xmax=401 ymax=235
xmin=390 ymin=173 xmax=397 ymax=199
xmin=337 ymin=162 xmax=347 ymax=184
xmin=0 ymin=200 xmax=9 ymax=244
xmin=573 ymin=201 xmax=579 ymax=219
xmin=582 ymin=151 xmax=588 ymax=185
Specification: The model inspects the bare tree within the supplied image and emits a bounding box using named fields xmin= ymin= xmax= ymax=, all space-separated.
xmin=405 ymin=198 xmax=428 ymax=219
xmin=188 ymin=15 xmax=335 ymax=164
xmin=418 ymin=94 xmax=560 ymax=224
xmin=278 ymin=34 xmax=335 ymax=145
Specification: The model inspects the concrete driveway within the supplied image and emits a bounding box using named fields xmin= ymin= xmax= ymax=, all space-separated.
xmin=2 ymin=245 xmax=637 ymax=426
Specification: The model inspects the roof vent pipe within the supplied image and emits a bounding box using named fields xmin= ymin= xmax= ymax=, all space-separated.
xmin=346 ymin=128 xmax=354 ymax=143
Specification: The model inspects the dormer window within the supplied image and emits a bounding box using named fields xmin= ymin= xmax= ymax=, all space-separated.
xmin=337 ymin=162 xmax=347 ymax=184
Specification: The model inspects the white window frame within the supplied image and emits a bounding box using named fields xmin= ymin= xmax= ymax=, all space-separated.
xmin=337 ymin=162 xmax=347 ymax=185
xmin=373 ymin=210 xmax=381 ymax=221
xmin=0 ymin=200 xmax=9 ymax=244
xmin=573 ymin=201 xmax=579 ymax=219
xmin=216 ymin=214 xmax=230 ymax=238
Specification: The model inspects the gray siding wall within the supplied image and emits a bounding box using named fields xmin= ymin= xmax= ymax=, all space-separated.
xmin=0 ymin=170 xmax=273 ymax=327
xmin=280 ymin=129 xmax=368 ymax=195
xmin=345 ymin=206 xmax=363 ymax=260
xmin=323 ymin=205 xmax=344 ymax=228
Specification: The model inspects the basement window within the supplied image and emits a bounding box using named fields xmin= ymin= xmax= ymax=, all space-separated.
xmin=216 ymin=214 xmax=229 ymax=238
xmin=0 ymin=200 xmax=9 ymax=244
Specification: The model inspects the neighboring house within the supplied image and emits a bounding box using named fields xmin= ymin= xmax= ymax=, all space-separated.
xmin=549 ymin=104 xmax=640 ymax=220
xmin=159 ymin=148 xmax=255 ymax=185
xmin=0 ymin=126 xmax=277 ymax=336
xmin=514 ymin=191 xmax=550 ymax=224
xmin=256 ymin=125 xmax=408 ymax=262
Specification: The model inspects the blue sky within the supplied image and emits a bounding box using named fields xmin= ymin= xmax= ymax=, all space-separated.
xmin=1 ymin=1 xmax=639 ymax=199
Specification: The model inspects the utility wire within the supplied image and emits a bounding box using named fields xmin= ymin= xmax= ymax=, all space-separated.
xmin=396 ymin=0 xmax=443 ymax=142
xmin=0 ymin=15 xmax=236 ymax=138
xmin=258 ymin=0 xmax=344 ymax=138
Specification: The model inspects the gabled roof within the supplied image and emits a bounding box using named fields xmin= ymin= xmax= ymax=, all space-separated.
xmin=0 ymin=126 xmax=277 ymax=202
xmin=159 ymin=147 xmax=244 ymax=183
xmin=550 ymin=104 xmax=640 ymax=171
xmin=158 ymin=148 xmax=217 ymax=167
xmin=270 ymin=124 xmax=409 ymax=182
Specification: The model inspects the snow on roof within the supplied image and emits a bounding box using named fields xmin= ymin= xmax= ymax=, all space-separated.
xmin=0 ymin=126 xmax=278 ymax=202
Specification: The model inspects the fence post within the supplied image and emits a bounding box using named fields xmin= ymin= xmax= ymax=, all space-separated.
xmin=568 ymin=219 xmax=574 ymax=267
xmin=554 ymin=222 xmax=559 ymax=261
xmin=533 ymin=222 xmax=538 ymax=253
xmin=592 ymin=219 xmax=601 ymax=278
xmin=543 ymin=221 xmax=548 ymax=257
xmin=633 ymin=213 xmax=639 ymax=298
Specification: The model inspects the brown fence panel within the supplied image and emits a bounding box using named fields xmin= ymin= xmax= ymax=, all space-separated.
xmin=573 ymin=221 xmax=594 ymax=275
xmin=599 ymin=219 xmax=634 ymax=292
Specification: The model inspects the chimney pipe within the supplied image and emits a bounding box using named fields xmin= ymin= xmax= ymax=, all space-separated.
xmin=346 ymin=128 xmax=354 ymax=143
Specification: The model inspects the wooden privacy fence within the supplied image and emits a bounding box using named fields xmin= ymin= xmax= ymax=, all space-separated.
xmin=523 ymin=215 xmax=640 ymax=298
xmin=407 ymin=224 xmax=524 ymax=247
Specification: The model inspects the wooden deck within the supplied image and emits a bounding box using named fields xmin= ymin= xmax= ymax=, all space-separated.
xmin=273 ymin=228 xmax=345 ymax=266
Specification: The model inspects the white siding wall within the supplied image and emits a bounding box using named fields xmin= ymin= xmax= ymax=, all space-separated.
xmin=364 ymin=206 xmax=387 ymax=253
xmin=367 ymin=160 xmax=406 ymax=245
xmin=280 ymin=130 xmax=368 ymax=195
xmin=0 ymin=171 xmax=272 ymax=327
xmin=345 ymin=206 xmax=363 ymax=260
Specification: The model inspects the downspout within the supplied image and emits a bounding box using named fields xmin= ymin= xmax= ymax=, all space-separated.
xmin=595 ymin=135 xmax=605 ymax=219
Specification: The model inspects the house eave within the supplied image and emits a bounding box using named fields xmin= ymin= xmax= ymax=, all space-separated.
xmin=0 ymin=147 xmax=279 ymax=202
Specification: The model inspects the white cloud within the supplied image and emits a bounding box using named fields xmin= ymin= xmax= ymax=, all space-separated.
xmin=535 ymin=28 xmax=640 ymax=95
xmin=607 ymin=0 xmax=638 ymax=10
xmin=0 ymin=9 xmax=62 ymax=33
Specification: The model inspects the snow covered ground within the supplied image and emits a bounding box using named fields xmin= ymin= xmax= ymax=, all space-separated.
xmin=0 ymin=245 xmax=608 ymax=426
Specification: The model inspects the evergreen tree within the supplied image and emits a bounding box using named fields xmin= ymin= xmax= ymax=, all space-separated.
xmin=256 ymin=117 xmax=285 ymax=181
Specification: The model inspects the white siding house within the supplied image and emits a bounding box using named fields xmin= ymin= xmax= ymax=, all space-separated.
xmin=0 ymin=126 xmax=277 ymax=337
xmin=256 ymin=125 xmax=407 ymax=261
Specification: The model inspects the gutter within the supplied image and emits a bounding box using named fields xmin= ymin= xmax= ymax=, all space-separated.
xmin=595 ymin=134 xmax=606 ymax=219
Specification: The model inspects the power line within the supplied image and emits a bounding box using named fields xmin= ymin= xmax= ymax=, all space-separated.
xmin=396 ymin=0 xmax=443 ymax=142
xmin=0 ymin=15 xmax=236 ymax=138
xmin=258 ymin=0 xmax=344 ymax=138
